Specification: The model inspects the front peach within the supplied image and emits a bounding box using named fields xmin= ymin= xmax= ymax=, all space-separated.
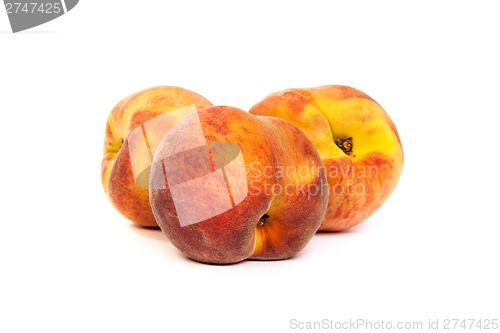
xmin=149 ymin=106 xmax=329 ymax=264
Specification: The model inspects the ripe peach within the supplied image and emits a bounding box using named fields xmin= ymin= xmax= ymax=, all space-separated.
xmin=250 ymin=85 xmax=403 ymax=231
xmin=149 ymin=106 xmax=329 ymax=263
xmin=101 ymin=86 xmax=212 ymax=226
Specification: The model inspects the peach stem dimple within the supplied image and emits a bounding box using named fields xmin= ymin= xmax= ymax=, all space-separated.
xmin=258 ymin=214 xmax=270 ymax=227
xmin=334 ymin=136 xmax=353 ymax=155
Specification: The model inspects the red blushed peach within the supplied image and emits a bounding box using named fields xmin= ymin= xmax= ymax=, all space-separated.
xmin=149 ymin=106 xmax=329 ymax=264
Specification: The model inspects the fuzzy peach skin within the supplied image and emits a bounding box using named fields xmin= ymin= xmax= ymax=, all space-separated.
xmin=101 ymin=86 xmax=212 ymax=227
xmin=250 ymin=85 xmax=403 ymax=231
xmin=149 ymin=106 xmax=329 ymax=264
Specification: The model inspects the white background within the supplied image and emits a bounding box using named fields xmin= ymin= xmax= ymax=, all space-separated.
xmin=1 ymin=1 xmax=499 ymax=332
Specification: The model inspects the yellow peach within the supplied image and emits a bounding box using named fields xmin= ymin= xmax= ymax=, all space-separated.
xmin=101 ymin=86 xmax=212 ymax=226
xmin=250 ymin=85 xmax=403 ymax=231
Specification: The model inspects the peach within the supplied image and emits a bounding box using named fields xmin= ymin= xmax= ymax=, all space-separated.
xmin=101 ymin=86 xmax=212 ymax=226
xmin=149 ymin=106 xmax=329 ymax=264
xmin=250 ymin=85 xmax=403 ymax=231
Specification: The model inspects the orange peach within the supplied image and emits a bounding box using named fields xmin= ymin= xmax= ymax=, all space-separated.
xmin=149 ymin=106 xmax=329 ymax=264
xmin=250 ymin=85 xmax=403 ymax=231
xmin=101 ymin=86 xmax=212 ymax=226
